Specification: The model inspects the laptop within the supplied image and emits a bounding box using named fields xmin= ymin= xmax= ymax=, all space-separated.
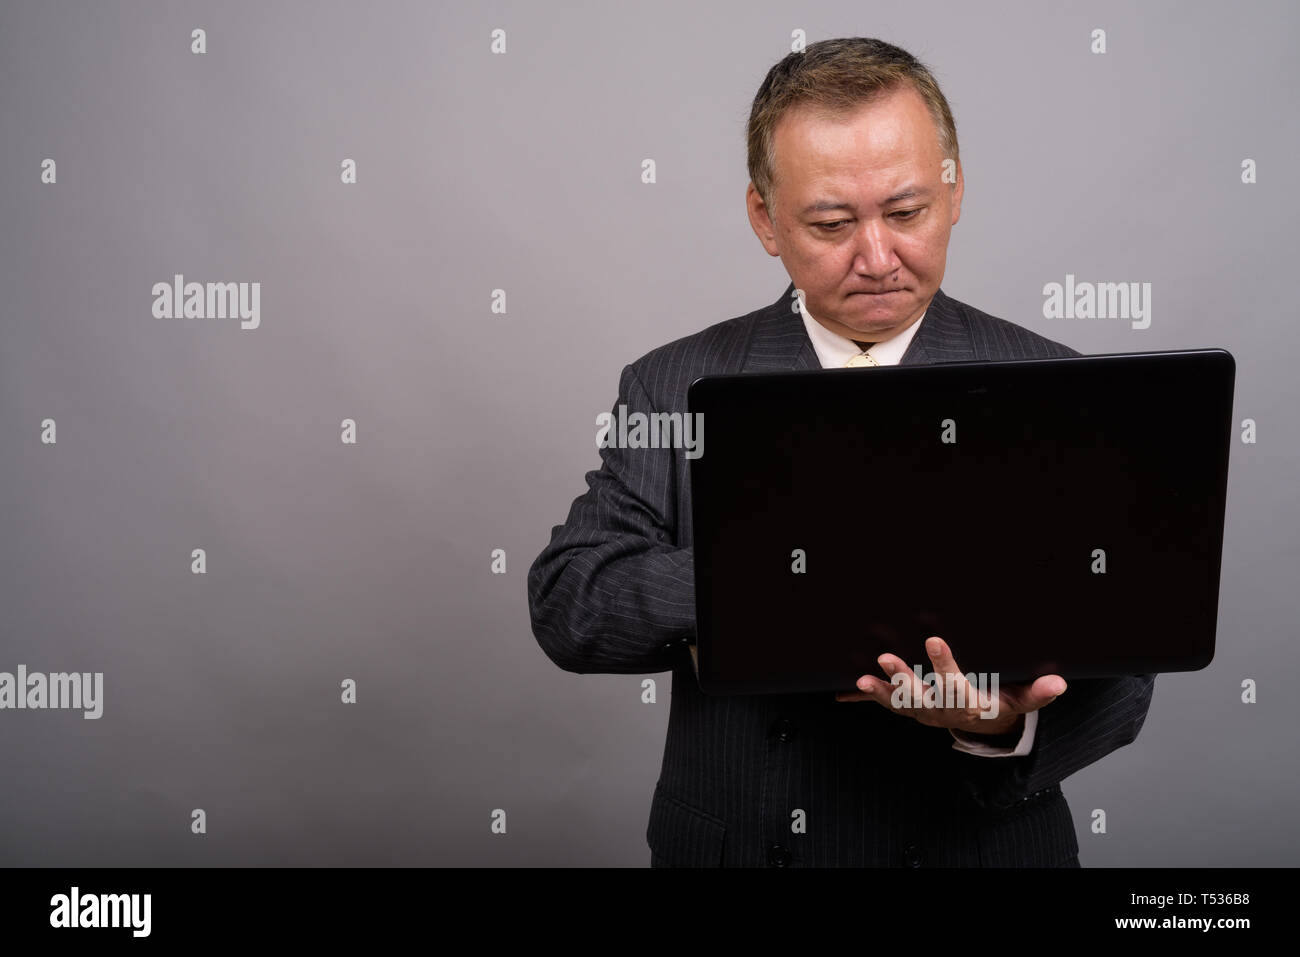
xmin=686 ymin=349 xmax=1235 ymax=695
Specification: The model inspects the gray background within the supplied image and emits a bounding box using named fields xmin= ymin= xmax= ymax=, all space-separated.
xmin=0 ymin=0 xmax=1295 ymax=866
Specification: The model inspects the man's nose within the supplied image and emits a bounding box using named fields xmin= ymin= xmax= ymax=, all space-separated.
xmin=851 ymin=218 xmax=901 ymax=278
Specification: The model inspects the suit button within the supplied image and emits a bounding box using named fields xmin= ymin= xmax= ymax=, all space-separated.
xmin=904 ymin=843 xmax=924 ymax=868
xmin=770 ymin=718 xmax=795 ymax=742
xmin=768 ymin=844 xmax=792 ymax=867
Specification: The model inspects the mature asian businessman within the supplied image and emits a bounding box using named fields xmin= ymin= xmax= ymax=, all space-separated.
xmin=528 ymin=36 xmax=1154 ymax=868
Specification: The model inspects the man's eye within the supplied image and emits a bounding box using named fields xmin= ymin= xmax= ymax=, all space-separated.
xmin=891 ymin=208 xmax=922 ymax=219
xmin=816 ymin=220 xmax=849 ymax=231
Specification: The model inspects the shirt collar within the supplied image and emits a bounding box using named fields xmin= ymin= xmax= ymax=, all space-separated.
xmin=797 ymin=294 xmax=925 ymax=368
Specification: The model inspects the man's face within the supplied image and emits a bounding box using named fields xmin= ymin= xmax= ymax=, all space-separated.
xmin=746 ymin=84 xmax=963 ymax=343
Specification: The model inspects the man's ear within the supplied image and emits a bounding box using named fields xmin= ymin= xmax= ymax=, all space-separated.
xmin=950 ymin=159 xmax=964 ymax=226
xmin=746 ymin=181 xmax=781 ymax=257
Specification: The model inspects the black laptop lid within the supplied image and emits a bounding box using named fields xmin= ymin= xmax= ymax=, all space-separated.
xmin=686 ymin=349 xmax=1235 ymax=695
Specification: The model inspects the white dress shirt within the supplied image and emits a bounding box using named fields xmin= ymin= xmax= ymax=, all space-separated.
xmin=797 ymin=293 xmax=1037 ymax=758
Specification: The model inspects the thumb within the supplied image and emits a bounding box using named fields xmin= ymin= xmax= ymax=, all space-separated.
xmin=1029 ymin=675 xmax=1067 ymax=708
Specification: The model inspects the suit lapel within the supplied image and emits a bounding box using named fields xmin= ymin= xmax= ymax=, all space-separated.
xmin=899 ymin=287 xmax=974 ymax=366
xmin=741 ymin=282 xmax=821 ymax=373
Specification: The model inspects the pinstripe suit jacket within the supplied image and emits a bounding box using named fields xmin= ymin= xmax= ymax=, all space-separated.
xmin=527 ymin=281 xmax=1155 ymax=867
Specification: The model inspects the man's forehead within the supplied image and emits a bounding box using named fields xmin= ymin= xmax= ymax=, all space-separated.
xmin=779 ymin=86 xmax=933 ymax=142
xmin=776 ymin=102 xmax=940 ymax=180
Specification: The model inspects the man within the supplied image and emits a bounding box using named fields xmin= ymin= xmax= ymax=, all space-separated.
xmin=527 ymin=37 xmax=1154 ymax=867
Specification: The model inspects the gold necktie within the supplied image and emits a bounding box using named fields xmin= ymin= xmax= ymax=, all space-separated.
xmin=845 ymin=352 xmax=879 ymax=367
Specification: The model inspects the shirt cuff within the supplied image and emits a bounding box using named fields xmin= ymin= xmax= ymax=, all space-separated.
xmin=949 ymin=709 xmax=1038 ymax=758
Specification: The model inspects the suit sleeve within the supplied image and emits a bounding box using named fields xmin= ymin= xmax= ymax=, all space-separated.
xmin=952 ymin=673 xmax=1156 ymax=811
xmin=527 ymin=362 xmax=695 ymax=674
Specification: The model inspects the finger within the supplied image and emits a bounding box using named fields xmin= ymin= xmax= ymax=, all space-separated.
xmin=877 ymin=653 xmax=922 ymax=689
xmin=876 ymin=654 xmax=921 ymax=705
xmin=842 ymin=673 xmax=894 ymax=706
xmin=924 ymin=636 xmax=961 ymax=678
xmin=1024 ymin=674 xmax=1068 ymax=710
xmin=997 ymin=674 xmax=1069 ymax=715
xmin=876 ymin=655 xmax=940 ymax=719
xmin=923 ymin=636 xmax=979 ymax=716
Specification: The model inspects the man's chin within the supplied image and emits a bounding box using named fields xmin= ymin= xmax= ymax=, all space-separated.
xmin=838 ymin=299 xmax=920 ymax=337
xmin=836 ymin=315 xmax=905 ymax=339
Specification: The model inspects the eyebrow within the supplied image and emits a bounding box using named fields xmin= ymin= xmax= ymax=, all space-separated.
xmin=799 ymin=187 xmax=934 ymax=216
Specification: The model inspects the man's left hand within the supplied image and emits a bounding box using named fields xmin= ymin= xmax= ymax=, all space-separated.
xmin=834 ymin=636 xmax=1067 ymax=737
